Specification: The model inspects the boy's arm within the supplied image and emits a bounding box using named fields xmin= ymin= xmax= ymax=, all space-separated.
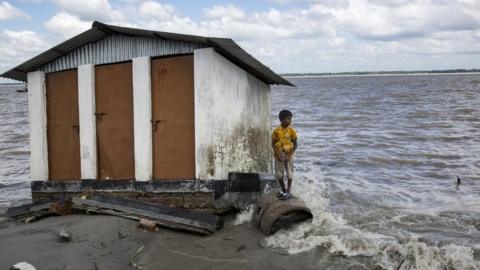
xmin=272 ymin=137 xmax=286 ymax=161
xmin=289 ymin=138 xmax=297 ymax=157
xmin=271 ymin=131 xmax=279 ymax=154
xmin=272 ymin=138 xmax=279 ymax=155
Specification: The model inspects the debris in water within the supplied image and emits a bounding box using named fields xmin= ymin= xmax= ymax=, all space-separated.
xmin=10 ymin=262 xmax=36 ymax=270
xmin=252 ymin=191 xmax=313 ymax=235
xmin=138 ymin=218 xmax=156 ymax=231
xmin=130 ymin=245 xmax=145 ymax=270
xmin=24 ymin=216 xmax=37 ymax=224
xmin=58 ymin=229 xmax=71 ymax=242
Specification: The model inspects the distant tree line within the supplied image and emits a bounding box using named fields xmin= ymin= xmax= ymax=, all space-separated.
xmin=282 ymin=68 xmax=480 ymax=77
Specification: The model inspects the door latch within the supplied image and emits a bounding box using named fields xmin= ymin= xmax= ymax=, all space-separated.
xmin=151 ymin=119 xmax=167 ymax=130
xmin=95 ymin=112 xmax=107 ymax=122
xmin=71 ymin=125 xmax=79 ymax=133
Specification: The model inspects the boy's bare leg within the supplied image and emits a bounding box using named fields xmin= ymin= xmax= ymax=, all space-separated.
xmin=287 ymin=178 xmax=292 ymax=193
xmin=277 ymin=178 xmax=287 ymax=193
xmin=285 ymin=158 xmax=293 ymax=194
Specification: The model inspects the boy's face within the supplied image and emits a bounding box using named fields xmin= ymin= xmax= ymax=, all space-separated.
xmin=281 ymin=116 xmax=292 ymax=127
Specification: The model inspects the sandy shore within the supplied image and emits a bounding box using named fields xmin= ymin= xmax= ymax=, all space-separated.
xmin=0 ymin=214 xmax=376 ymax=270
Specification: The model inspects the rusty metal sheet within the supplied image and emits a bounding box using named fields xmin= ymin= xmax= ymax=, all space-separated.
xmin=151 ymin=55 xmax=195 ymax=179
xmin=95 ymin=62 xmax=135 ymax=180
xmin=46 ymin=69 xmax=81 ymax=180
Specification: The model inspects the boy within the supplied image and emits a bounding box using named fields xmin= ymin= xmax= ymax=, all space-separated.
xmin=272 ymin=110 xmax=297 ymax=200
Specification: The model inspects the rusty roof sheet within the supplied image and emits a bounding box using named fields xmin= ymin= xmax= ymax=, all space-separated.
xmin=1 ymin=21 xmax=293 ymax=86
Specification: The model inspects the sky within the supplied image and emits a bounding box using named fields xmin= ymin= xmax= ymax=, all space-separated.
xmin=1 ymin=0 xmax=480 ymax=82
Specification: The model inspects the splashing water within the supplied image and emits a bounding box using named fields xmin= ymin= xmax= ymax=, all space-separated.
xmin=234 ymin=204 xmax=255 ymax=225
xmin=263 ymin=164 xmax=480 ymax=269
xmin=262 ymin=74 xmax=480 ymax=269
xmin=2 ymin=75 xmax=480 ymax=269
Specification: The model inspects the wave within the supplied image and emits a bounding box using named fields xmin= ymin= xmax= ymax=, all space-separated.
xmin=261 ymin=164 xmax=480 ymax=269
xmin=357 ymin=156 xmax=460 ymax=169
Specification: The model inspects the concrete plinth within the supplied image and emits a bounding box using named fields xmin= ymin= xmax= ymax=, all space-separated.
xmin=31 ymin=174 xmax=278 ymax=214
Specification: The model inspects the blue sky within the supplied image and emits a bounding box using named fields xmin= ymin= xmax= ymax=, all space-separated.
xmin=1 ymin=0 xmax=480 ymax=82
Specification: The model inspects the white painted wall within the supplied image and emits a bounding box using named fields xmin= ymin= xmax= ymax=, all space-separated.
xmin=78 ymin=65 xmax=97 ymax=179
xmin=132 ymin=57 xmax=153 ymax=181
xmin=194 ymin=48 xmax=272 ymax=180
xmin=27 ymin=71 xmax=48 ymax=181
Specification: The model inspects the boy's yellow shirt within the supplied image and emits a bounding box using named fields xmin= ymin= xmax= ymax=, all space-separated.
xmin=272 ymin=126 xmax=297 ymax=160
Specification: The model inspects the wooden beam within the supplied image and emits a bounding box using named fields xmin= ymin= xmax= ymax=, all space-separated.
xmin=72 ymin=194 xmax=223 ymax=235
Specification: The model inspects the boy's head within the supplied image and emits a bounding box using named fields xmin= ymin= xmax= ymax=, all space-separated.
xmin=279 ymin=110 xmax=293 ymax=127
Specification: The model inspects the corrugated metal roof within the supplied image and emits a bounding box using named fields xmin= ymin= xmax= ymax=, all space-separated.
xmin=39 ymin=35 xmax=206 ymax=73
xmin=1 ymin=21 xmax=293 ymax=86
xmin=2 ymin=29 xmax=107 ymax=82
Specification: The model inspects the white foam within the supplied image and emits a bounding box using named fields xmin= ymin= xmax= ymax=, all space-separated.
xmin=376 ymin=241 xmax=480 ymax=270
xmin=262 ymin=164 xmax=480 ymax=269
xmin=233 ymin=204 xmax=255 ymax=225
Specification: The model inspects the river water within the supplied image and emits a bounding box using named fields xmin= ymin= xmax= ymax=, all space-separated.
xmin=265 ymin=74 xmax=480 ymax=269
xmin=1 ymin=74 xmax=480 ymax=269
xmin=0 ymin=84 xmax=30 ymax=210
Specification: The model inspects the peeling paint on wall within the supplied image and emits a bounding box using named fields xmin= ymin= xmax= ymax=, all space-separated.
xmin=194 ymin=48 xmax=272 ymax=180
xmin=212 ymin=126 xmax=270 ymax=173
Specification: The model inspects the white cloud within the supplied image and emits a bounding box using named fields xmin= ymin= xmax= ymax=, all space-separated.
xmin=312 ymin=0 xmax=480 ymax=41
xmin=0 ymin=1 xmax=30 ymax=20
xmin=51 ymin=0 xmax=124 ymax=21
xmin=127 ymin=1 xmax=204 ymax=35
xmin=205 ymin=4 xmax=246 ymax=19
xmin=138 ymin=1 xmax=175 ymax=19
xmin=0 ymin=30 xmax=49 ymax=75
xmin=45 ymin=2 xmax=107 ymax=41
xmin=44 ymin=12 xmax=91 ymax=39
xmin=201 ymin=1 xmax=480 ymax=71
xmin=45 ymin=0 xmax=480 ymax=72
xmin=268 ymin=0 xmax=350 ymax=7
xmin=3 ymin=0 xmax=480 ymax=77
xmin=200 ymin=6 xmax=332 ymax=41
xmin=2 ymin=30 xmax=49 ymax=52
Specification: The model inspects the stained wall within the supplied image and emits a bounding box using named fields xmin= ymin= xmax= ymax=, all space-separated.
xmin=194 ymin=48 xmax=272 ymax=180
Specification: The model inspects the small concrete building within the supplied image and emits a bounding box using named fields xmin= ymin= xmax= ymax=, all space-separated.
xmin=1 ymin=22 xmax=292 ymax=212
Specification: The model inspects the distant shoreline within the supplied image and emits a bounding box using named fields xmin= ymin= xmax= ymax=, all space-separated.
xmin=1 ymin=70 xmax=479 ymax=85
xmin=0 ymin=83 xmax=24 ymax=86
xmin=283 ymin=72 xmax=480 ymax=79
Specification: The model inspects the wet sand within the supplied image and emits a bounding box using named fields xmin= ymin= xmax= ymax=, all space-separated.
xmin=0 ymin=214 xmax=374 ymax=270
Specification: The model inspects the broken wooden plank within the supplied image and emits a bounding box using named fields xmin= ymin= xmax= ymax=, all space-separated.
xmin=6 ymin=200 xmax=76 ymax=221
xmin=72 ymin=194 xmax=223 ymax=235
xmin=73 ymin=201 xmax=220 ymax=234
xmin=75 ymin=204 xmax=213 ymax=235
xmin=6 ymin=203 xmax=51 ymax=221
xmin=6 ymin=203 xmax=34 ymax=217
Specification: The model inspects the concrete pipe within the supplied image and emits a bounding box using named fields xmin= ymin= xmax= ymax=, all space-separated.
xmin=252 ymin=191 xmax=313 ymax=235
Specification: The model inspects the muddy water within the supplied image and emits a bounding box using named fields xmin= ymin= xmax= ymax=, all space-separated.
xmin=0 ymin=84 xmax=30 ymax=210
xmin=1 ymin=74 xmax=480 ymax=269
xmin=263 ymin=74 xmax=480 ymax=269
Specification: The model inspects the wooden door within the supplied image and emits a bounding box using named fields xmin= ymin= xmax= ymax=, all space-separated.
xmin=151 ymin=55 xmax=195 ymax=179
xmin=95 ymin=62 xmax=135 ymax=180
xmin=46 ymin=69 xmax=81 ymax=180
